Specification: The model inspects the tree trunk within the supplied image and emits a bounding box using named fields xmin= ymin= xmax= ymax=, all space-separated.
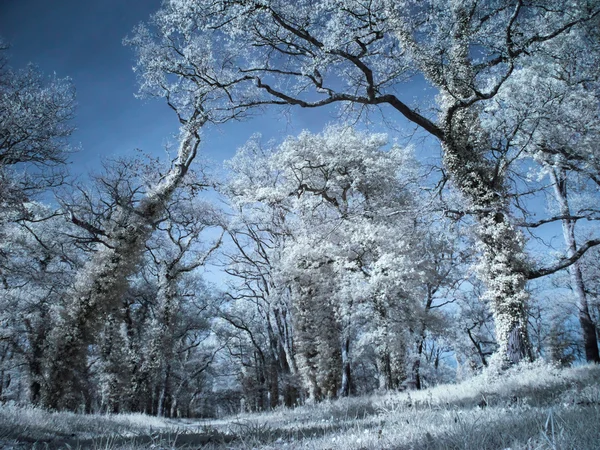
xmin=42 ymin=125 xmax=202 ymax=410
xmin=157 ymin=362 xmax=171 ymax=417
xmin=153 ymin=263 xmax=180 ymax=417
xmin=339 ymin=336 xmax=352 ymax=397
xmin=550 ymin=168 xmax=600 ymax=363
xmin=435 ymin=9 xmax=533 ymax=366
xmin=413 ymin=286 xmax=437 ymax=390
xmin=413 ymin=338 xmax=424 ymax=390
xmin=24 ymin=318 xmax=46 ymax=405
xmin=442 ymin=122 xmax=533 ymax=367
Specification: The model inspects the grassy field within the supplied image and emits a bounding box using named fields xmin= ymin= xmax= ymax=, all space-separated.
xmin=1 ymin=361 xmax=599 ymax=449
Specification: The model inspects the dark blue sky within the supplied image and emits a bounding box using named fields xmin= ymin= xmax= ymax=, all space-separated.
xmin=0 ymin=0 xmax=362 ymax=286
xmin=0 ymin=0 xmax=177 ymax=169
xmin=0 ymin=0 xmax=344 ymax=175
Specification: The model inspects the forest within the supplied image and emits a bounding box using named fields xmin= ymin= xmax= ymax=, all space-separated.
xmin=1 ymin=0 xmax=600 ymax=425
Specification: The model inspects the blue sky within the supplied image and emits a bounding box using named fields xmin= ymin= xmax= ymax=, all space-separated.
xmin=0 ymin=0 xmax=580 ymax=292
xmin=0 ymin=0 xmax=389 ymax=173
xmin=1 ymin=1 xmax=170 ymax=168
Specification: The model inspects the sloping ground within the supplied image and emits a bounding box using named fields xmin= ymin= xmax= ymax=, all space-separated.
xmin=1 ymin=361 xmax=599 ymax=449
xmin=0 ymin=407 xmax=178 ymax=448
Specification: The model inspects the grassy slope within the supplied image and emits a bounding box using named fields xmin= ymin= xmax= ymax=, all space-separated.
xmin=1 ymin=361 xmax=599 ymax=449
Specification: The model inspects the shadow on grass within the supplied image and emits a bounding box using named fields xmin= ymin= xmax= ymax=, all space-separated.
xmin=17 ymin=429 xmax=235 ymax=449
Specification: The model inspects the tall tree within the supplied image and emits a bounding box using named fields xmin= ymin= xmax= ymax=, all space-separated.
xmin=131 ymin=0 xmax=600 ymax=366
xmin=0 ymin=203 xmax=82 ymax=405
xmin=43 ymin=128 xmax=205 ymax=410
xmin=222 ymin=137 xmax=301 ymax=408
xmin=225 ymin=126 xmax=428 ymax=400
xmin=485 ymin=23 xmax=600 ymax=362
xmin=548 ymin=168 xmax=599 ymax=362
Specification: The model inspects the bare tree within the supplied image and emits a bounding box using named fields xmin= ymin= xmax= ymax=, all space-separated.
xmin=0 ymin=43 xmax=75 ymax=206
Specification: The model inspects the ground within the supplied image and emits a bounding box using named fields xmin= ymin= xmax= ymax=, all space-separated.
xmin=1 ymin=361 xmax=599 ymax=449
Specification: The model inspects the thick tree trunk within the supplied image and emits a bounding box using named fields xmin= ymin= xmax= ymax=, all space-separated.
xmin=153 ymin=264 xmax=179 ymax=417
xmin=43 ymin=221 xmax=151 ymax=410
xmin=157 ymin=362 xmax=171 ymax=417
xmin=377 ymin=351 xmax=392 ymax=390
xmin=42 ymin=126 xmax=202 ymax=410
xmin=24 ymin=319 xmax=45 ymax=405
xmin=122 ymin=301 xmax=147 ymax=412
xmin=99 ymin=315 xmax=127 ymax=414
xmin=435 ymin=8 xmax=533 ymax=367
xmin=268 ymin=359 xmax=279 ymax=408
xmin=550 ymin=168 xmax=600 ymax=363
xmin=293 ymin=287 xmax=333 ymax=401
xmin=442 ymin=122 xmax=533 ymax=367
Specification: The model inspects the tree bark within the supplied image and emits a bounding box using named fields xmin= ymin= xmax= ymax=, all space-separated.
xmin=550 ymin=168 xmax=600 ymax=363
xmin=42 ymin=125 xmax=202 ymax=410
xmin=442 ymin=120 xmax=533 ymax=367
xmin=339 ymin=336 xmax=352 ymax=397
xmin=23 ymin=318 xmax=45 ymax=405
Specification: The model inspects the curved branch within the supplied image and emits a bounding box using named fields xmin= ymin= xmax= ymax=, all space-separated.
xmin=528 ymin=238 xmax=600 ymax=280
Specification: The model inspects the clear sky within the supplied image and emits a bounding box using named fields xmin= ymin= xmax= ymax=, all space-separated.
xmin=0 ymin=0 xmax=365 ymax=173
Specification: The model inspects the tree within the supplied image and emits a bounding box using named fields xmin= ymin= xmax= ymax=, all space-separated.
xmin=221 ymin=135 xmax=303 ymax=408
xmin=224 ymin=126 xmax=430 ymax=400
xmin=0 ymin=203 xmax=82 ymax=405
xmin=142 ymin=187 xmax=223 ymax=416
xmin=0 ymin=42 xmax=75 ymax=208
xmin=43 ymin=132 xmax=205 ymax=410
xmin=131 ymin=0 xmax=600 ymax=366
xmin=548 ymin=168 xmax=599 ymax=362
xmin=409 ymin=228 xmax=465 ymax=389
xmin=484 ymin=25 xmax=600 ymax=362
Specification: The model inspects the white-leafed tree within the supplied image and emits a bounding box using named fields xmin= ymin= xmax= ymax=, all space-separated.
xmin=130 ymin=0 xmax=600 ymax=366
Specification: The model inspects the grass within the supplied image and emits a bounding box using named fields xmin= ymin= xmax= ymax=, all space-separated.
xmin=0 ymin=406 xmax=176 ymax=448
xmin=1 ymin=361 xmax=599 ymax=449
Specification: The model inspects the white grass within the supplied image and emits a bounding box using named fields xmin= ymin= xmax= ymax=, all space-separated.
xmin=2 ymin=361 xmax=599 ymax=449
xmin=0 ymin=405 xmax=173 ymax=447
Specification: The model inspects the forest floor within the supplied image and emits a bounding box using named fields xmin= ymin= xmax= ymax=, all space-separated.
xmin=1 ymin=361 xmax=599 ymax=449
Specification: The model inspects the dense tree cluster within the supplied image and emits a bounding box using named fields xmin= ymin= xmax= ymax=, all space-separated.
xmin=1 ymin=0 xmax=600 ymax=416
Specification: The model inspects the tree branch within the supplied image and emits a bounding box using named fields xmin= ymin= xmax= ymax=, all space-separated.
xmin=528 ymin=238 xmax=600 ymax=280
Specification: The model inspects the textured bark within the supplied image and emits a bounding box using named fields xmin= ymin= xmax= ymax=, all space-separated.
xmin=550 ymin=168 xmax=600 ymax=363
xmin=43 ymin=217 xmax=152 ymax=410
xmin=99 ymin=314 xmax=127 ymax=413
xmin=23 ymin=318 xmax=46 ymax=405
xmin=153 ymin=264 xmax=178 ymax=417
xmin=373 ymin=298 xmax=406 ymax=390
xmin=42 ymin=125 xmax=202 ymax=410
xmin=339 ymin=336 xmax=352 ymax=397
xmin=442 ymin=106 xmax=532 ymax=366
xmin=293 ymin=286 xmax=341 ymax=401
xmin=436 ymin=7 xmax=532 ymax=365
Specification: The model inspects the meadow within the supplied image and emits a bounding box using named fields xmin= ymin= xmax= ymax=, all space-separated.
xmin=1 ymin=361 xmax=599 ymax=449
